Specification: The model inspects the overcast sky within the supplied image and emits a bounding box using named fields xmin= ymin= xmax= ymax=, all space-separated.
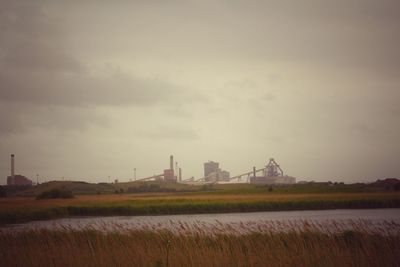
xmin=1 ymin=0 xmax=399 ymax=184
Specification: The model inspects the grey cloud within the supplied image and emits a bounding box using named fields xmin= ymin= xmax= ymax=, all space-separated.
xmin=0 ymin=62 xmax=185 ymax=135
xmin=0 ymin=2 xmax=183 ymax=108
xmin=0 ymin=68 xmax=182 ymax=107
xmin=134 ymin=125 xmax=198 ymax=140
xmin=0 ymin=102 xmax=109 ymax=135
xmin=0 ymin=1 xmax=191 ymax=135
xmin=0 ymin=1 xmax=78 ymax=73
xmin=262 ymin=92 xmax=276 ymax=102
xmin=221 ymin=79 xmax=277 ymax=109
xmin=74 ymin=0 xmax=400 ymax=73
xmin=28 ymin=106 xmax=110 ymax=132
xmin=0 ymin=103 xmax=25 ymax=135
xmin=2 ymin=41 xmax=83 ymax=73
xmin=349 ymin=122 xmax=374 ymax=135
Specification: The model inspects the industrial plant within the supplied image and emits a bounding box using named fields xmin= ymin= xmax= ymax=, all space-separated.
xmin=4 ymin=154 xmax=295 ymax=186
xmin=113 ymin=155 xmax=296 ymax=185
xmin=198 ymin=158 xmax=296 ymax=184
xmin=203 ymin=161 xmax=230 ymax=182
xmin=249 ymin=158 xmax=296 ymax=184
xmin=6 ymin=154 xmax=32 ymax=186
xmin=135 ymin=155 xmax=182 ymax=183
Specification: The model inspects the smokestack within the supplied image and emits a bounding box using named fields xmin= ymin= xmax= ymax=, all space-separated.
xmin=179 ymin=168 xmax=182 ymax=182
xmin=253 ymin=166 xmax=256 ymax=177
xmin=170 ymin=155 xmax=174 ymax=171
xmin=11 ymin=154 xmax=15 ymax=185
xmin=11 ymin=154 xmax=15 ymax=177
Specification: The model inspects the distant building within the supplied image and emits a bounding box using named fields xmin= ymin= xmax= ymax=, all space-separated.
xmin=162 ymin=155 xmax=177 ymax=182
xmin=275 ymin=176 xmax=296 ymax=184
xmin=250 ymin=175 xmax=296 ymax=185
xmin=7 ymin=175 xmax=33 ymax=186
xmin=219 ymin=170 xmax=230 ymax=181
xmin=204 ymin=161 xmax=219 ymax=177
xmin=6 ymin=154 xmax=32 ymax=186
xmin=250 ymin=158 xmax=296 ymax=185
xmin=205 ymin=171 xmax=218 ymax=182
xmin=164 ymin=169 xmax=176 ymax=182
xmin=204 ymin=161 xmax=230 ymax=182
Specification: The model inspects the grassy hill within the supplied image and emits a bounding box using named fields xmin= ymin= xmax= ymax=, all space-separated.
xmin=5 ymin=178 xmax=400 ymax=197
xmin=9 ymin=180 xmax=204 ymax=197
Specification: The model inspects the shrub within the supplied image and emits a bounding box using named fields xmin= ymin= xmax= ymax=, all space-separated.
xmin=201 ymin=184 xmax=214 ymax=191
xmin=395 ymin=183 xmax=400 ymax=191
xmin=36 ymin=189 xmax=74 ymax=200
xmin=0 ymin=186 xmax=6 ymax=198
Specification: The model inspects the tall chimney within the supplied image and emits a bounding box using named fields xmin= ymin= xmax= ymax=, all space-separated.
xmin=11 ymin=154 xmax=15 ymax=185
xmin=170 ymin=155 xmax=174 ymax=171
xmin=253 ymin=166 xmax=256 ymax=177
xmin=179 ymin=168 xmax=182 ymax=182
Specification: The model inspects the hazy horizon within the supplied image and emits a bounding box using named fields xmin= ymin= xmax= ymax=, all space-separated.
xmin=1 ymin=0 xmax=400 ymax=184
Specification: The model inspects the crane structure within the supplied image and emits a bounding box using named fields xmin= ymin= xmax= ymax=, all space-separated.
xmin=131 ymin=156 xmax=292 ymax=185
xmin=133 ymin=155 xmax=178 ymax=182
xmin=194 ymin=158 xmax=284 ymax=183
xmin=227 ymin=158 xmax=283 ymax=182
xmin=134 ymin=173 xmax=164 ymax=182
xmin=265 ymin=158 xmax=284 ymax=177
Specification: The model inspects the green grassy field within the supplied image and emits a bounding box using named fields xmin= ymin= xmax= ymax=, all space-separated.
xmin=0 ymin=180 xmax=399 ymax=224
xmin=1 ymin=192 xmax=400 ymax=224
xmin=6 ymin=179 xmax=395 ymax=197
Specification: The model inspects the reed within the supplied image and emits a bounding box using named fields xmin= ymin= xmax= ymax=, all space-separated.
xmin=0 ymin=220 xmax=399 ymax=267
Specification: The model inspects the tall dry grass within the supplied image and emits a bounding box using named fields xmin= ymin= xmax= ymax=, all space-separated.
xmin=0 ymin=221 xmax=399 ymax=267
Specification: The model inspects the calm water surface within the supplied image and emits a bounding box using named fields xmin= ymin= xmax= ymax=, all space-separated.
xmin=2 ymin=208 xmax=400 ymax=234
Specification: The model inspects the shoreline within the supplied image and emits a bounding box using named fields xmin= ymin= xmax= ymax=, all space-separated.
xmin=2 ymin=198 xmax=400 ymax=225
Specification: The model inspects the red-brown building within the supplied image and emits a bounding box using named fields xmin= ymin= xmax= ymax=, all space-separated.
xmin=163 ymin=169 xmax=176 ymax=182
xmin=7 ymin=175 xmax=33 ymax=186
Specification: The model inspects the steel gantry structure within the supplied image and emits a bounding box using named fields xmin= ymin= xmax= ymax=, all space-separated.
xmin=192 ymin=158 xmax=283 ymax=183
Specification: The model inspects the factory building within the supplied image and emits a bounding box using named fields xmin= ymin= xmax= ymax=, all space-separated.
xmin=250 ymin=158 xmax=295 ymax=185
xmin=7 ymin=175 xmax=33 ymax=186
xmin=204 ymin=161 xmax=219 ymax=177
xmin=219 ymin=170 xmax=230 ymax=181
xmin=204 ymin=161 xmax=230 ymax=182
xmin=6 ymin=154 xmax=32 ymax=186
xmin=250 ymin=175 xmax=295 ymax=185
xmin=275 ymin=176 xmax=296 ymax=184
xmin=164 ymin=155 xmax=177 ymax=182
xmin=163 ymin=169 xmax=175 ymax=182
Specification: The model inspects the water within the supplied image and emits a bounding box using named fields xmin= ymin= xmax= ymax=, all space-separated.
xmin=2 ymin=208 xmax=400 ymax=234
